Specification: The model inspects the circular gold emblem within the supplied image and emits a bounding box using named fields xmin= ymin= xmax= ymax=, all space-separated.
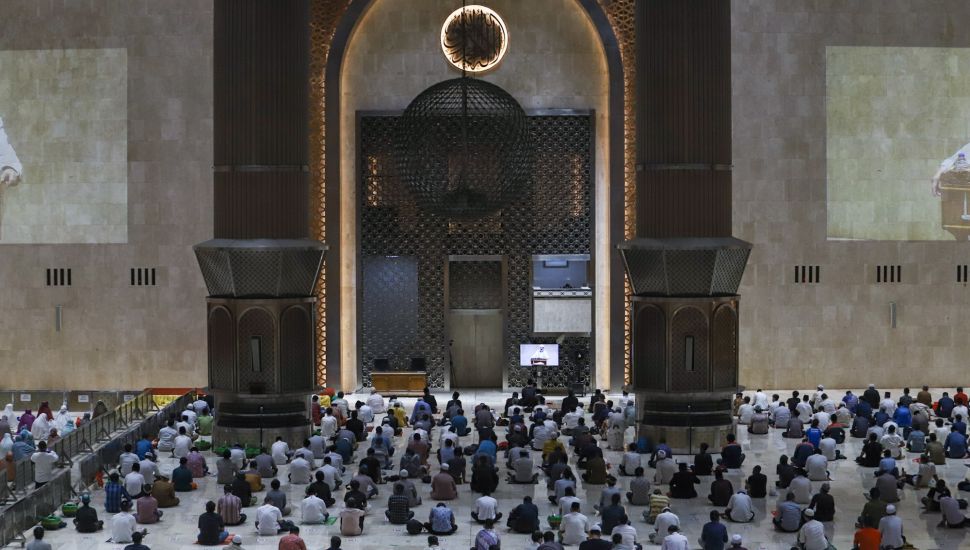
xmin=440 ymin=5 xmax=508 ymax=73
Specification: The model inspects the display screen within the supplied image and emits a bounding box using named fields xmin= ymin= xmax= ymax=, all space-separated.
xmin=0 ymin=48 xmax=127 ymax=244
xmin=519 ymin=344 xmax=559 ymax=367
xmin=827 ymin=46 xmax=970 ymax=241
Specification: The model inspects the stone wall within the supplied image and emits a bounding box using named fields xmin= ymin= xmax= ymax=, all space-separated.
xmin=0 ymin=0 xmax=213 ymax=389
xmin=733 ymin=0 xmax=970 ymax=388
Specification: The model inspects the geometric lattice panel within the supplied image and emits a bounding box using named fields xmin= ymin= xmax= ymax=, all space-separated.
xmin=359 ymin=113 xmax=593 ymax=388
xmin=449 ymin=261 xmax=503 ymax=310
xmin=360 ymin=255 xmax=419 ymax=387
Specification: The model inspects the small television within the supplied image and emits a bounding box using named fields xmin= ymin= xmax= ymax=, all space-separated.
xmin=373 ymin=358 xmax=390 ymax=372
xmin=410 ymin=357 xmax=427 ymax=371
xmin=519 ymin=344 xmax=559 ymax=367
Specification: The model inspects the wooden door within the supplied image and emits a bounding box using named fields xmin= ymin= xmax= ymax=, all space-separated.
xmin=449 ymin=310 xmax=503 ymax=388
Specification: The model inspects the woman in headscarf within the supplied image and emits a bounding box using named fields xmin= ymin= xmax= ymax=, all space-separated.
xmin=54 ymin=406 xmax=71 ymax=432
xmin=0 ymin=432 xmax=13 ymax=457
xmin=1 ymin=404 xmax=14 ymax=429
xmin=16 ymin=409 xmax=35 ymax=432
xmin=60 ymin=417 xmax=76 ymax=436
xmin=92 ymin=400 xmax=108 ymax=419
xmin=37 ymin=401 xmax=54 ymax=421
xmin=31 ymin=413 xmax=51 ymax=442
xmin=0 ymin=413 xmax=10 ymax=436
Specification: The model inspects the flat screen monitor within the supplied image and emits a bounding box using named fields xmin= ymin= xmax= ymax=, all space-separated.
xmin=373 ymin=358 xmax=390 ymax=372
xmin=519 ymin=344 xmax=559 ymax=367
xmin=410 ymin=357 xmax=427 ymax=371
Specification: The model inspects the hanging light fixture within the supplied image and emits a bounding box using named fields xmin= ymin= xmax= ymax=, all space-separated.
xmin=395 ymin=2 xmax=532 ymax=220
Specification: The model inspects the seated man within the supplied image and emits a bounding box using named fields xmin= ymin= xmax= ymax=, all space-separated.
xmin=150 ymin=476 xmax=179 ymax=508
xmin=339 ymin=506 xmax=366 ymax=536
xmin=424 ymin=503 xmax=458 ymax=535
xmin=267 ymin=478 xmax=294 ymax=515
xmin=217 ymin=485 xmax=247 ymax=526
xmin=172 ymin=457 xmax=197 ymax=492
xmin=945 ymin=426 xmax=968 ymax=458
xmin=230 ymin=473 xmax=253 ymax=507
xmin=669 ymin=462 xmax=700 ymax=499
xmin=708 ymin=470 xmax=733 ymax=506
xmin=197 ymin=501 xmax=227 ymax=545
xmin=471 ymin=490 xmax=503 ymax=523
xmin=626 ymin=467 xmax=651 ymax=505
xmin=430 ymin=464 xmax=458 ymax=500
xmin=385 ymin=483 xmax=414 ymax=525
xmin=255 ymin=495 xmax=294 ymax=536
xmin=725 ymin=490 xmax=755 ymax=523
xmin=508 ymin=449 xmax=538 ymax=484
xmin=773 ymin=492 xmax=801 ymax=532
xmin=111 ymin=501 xmax=142 ymax=544
xmin=300 ymin=489 xmax=329 ymax=525
xmin=135 ymin=486 xmax=162 ymax=524
xmin=506 ymin=496 xmax=540 ymax=534
xmin=717 ymin=434 xmax=745 ymax=469
xmin=73 ymin=493 xmax=103 ymax=532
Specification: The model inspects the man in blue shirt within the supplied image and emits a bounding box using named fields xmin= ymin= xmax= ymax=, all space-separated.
xmin=938 ymin=393 xmax=955 ymax=419
xmin=893 ymin=405 xmax=912 ymax=431
xmin=700 ymin=510 xmax=728 ymax=550
xmin=477 ymin=435 xmax=498 ymax=461
xmin=842 ymin=391 xmax=859 ymax=413
xmin=953 ymin=414 xmax=968 ymax=437
xmin=424 ymin=503 xmax=457 ymax=535
xmin=945 ymin=426 xmax=968 ymax=458
xmin=806 ymin=420 xmax=823 ymax=448
xmin=410 ymin=399 xmax=431 ymax=425
xmin=104 ymin=472 xmax=131 ymax=513
xmin=135 ymin=436 xmax=153 ymax=460
xmin=773 ymin=492 xmax=801 ymax=532
xmin=451 ymin=411 xmax=470 ymax=436
xmin=878 ymin=450 xmax=897 ymax=477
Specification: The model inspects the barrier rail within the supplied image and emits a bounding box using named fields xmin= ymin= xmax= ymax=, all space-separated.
xmin=0 ymin=468 xmax=72 ymax=547
xmin=1 ymin=389 xmax=194 ymax=548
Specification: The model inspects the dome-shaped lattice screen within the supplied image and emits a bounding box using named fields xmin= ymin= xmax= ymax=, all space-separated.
xmin=395 ymin=77 xmax=533 ymax=220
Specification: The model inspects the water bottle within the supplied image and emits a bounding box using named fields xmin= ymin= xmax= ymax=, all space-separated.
xmin=955 ymin=152 xmax=970 ymax=172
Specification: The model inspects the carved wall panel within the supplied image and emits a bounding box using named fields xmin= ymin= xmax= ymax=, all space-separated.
xmin=359 ymin=113 xmax=592 ymax=388
xmin=669 ymin=306 xmax=709 ymax=392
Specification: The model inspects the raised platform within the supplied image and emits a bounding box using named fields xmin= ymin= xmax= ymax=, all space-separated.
xmin=371 ymin=371 xmax=427 ymax=396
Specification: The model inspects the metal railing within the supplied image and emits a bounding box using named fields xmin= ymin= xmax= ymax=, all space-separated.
xmin=1 ymin=389 xmax=194 ymax=547
xmin=0 ymin=467 xmax=72 ymax=547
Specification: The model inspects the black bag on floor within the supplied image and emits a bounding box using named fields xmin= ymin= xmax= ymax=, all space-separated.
xmin=406 ymin=519 xmax=424 ymax=535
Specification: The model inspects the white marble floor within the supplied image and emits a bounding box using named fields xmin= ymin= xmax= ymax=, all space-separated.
xmin=23 ymin=388 xmax=970 ymax=550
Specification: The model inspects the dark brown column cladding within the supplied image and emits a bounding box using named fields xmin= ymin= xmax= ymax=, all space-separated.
xmin=214 ymin=0 xmax=310 ymax=239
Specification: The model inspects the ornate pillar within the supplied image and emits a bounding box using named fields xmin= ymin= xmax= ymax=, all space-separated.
xmin=619 ymin=0 xmax=750 ymax=453
xmin=194 ymin=0 xmax=325 ymax=448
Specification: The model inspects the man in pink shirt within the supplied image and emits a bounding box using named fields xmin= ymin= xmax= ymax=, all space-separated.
xmin=135 ymin=488 xmax=162 ymax=524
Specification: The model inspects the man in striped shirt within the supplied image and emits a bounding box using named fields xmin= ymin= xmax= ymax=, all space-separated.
xmin=643 ymin=488 xmax=670 ymax=523
xmin=217 ymin=484 xmax=247 ymax=526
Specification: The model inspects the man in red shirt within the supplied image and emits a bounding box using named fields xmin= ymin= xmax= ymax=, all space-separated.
xmin=852 ymin=524 xmax=880 ymax=550
xmin=956 ymin=387 xmax=968 ymax=407
xmin=278 ymin=526 xmax=307 ymax=550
